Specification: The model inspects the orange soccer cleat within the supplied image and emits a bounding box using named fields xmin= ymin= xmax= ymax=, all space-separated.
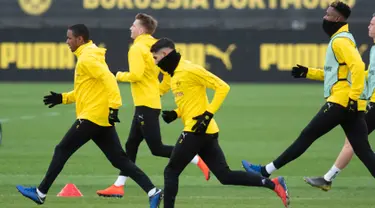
xmin=197 ymin=156 xmax=211 ymax=181
xmin=272 ymin=177 xmax=290 ymax=208
xmin=96 ymin=185 xmax=124 ymax=198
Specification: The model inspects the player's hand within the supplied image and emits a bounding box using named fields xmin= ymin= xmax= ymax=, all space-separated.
xmin=162 ymin=110 xmax=177 ymax=124
xmin=291 ymin=64 xmax=308 ymax=78
xmin=347 ymin=98 xmax=358 ymax=114
xmin=109 ymin=108 xmax=120 ymax=126
xmin=192 ymin=111 xmax=214 ymax=134
xmin=43 ymin=91 xmax=62 ymax=108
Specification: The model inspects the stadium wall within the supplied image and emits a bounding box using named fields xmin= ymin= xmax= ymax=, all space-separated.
xmin=0 ymin=0 xmax=373 ymax=82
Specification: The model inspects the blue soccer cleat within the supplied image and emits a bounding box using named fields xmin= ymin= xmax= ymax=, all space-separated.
xmin=16 ymin=185 xmax=45 ymax=205
xmin=149 ymin=188 xmax=163 ymax=208
xmin=242 ymin=160 xmax=263 ymax=175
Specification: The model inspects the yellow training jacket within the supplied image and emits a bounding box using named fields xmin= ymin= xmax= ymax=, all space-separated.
xmin=306 ymin=25 xmax=366 ymax=111
xmin=171 ymin=58 xmax=230 ymax=133
xmin=116 ymin=34 xmax=162 ymax=109
xmin=62 ymin=41 xmax=122 ymax=126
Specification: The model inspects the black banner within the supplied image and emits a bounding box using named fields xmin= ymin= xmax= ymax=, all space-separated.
xmin=0 ymin=22 xmax=373 ymax=82
xmin=0 ymin=0 xmax=373 ymax=29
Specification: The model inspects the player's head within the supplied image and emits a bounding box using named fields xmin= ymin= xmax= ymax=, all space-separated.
xmin=322 ymin=1 xmax=351 ymax=36
xmin=130 ymin=13 xmax=158 ymax=39
xmin=324 ymin=1 xmax=351 ymax=22
xmin=369 ymin=13 xmax=375 ymax=39
xmin=150 ymin=38 xmax=181 ymax=74
xmin=66 ymin=24 xmax=90 ymax=52
xmin=151 ymin=38 xmax=176 ymax=64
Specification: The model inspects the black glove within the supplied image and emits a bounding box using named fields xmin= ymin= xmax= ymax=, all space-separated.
xmin=192 ymin=111 xmax=214 ymax=134
xmin=43 ymin=91 xmax=62 ymax=108
xmin=291 ymin=64 xmax=308 ymax=78
xmin=347 ymin=98 xmax=358 ymax=114
xmin=109 ymin=108 xmax=120 ymax=126
xmin=162 ymin=110 xmax=177 ymax=124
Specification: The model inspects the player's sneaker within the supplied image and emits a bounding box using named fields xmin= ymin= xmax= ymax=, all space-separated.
xmin=16 ymin=185 xmax=45 ymax=205
xmin=149 ymin=188 xmax=163 ymax=208
xmin=241 ymin=160 xmax=269 ymax=177
xmin=197 ymin=156 xmax=211 ymax=181
xmin=272 ymin=177 xmax=290 ymax=208
xmin=96 ymin=185 xmax=124 ymax=198
xmin=303 ymin=176 xmax=332 ymax=191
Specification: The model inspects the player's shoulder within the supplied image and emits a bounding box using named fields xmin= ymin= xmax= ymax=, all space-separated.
xmin=332 ymin=34 xmax=355 ymax=48
xmin=130 ymin=41 xmax=151 ymax=53
xmin=179 ymin=59 xmax=206 ymax=72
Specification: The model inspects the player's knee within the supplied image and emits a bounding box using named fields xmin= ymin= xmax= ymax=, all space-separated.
xmin=164 ymin=165 xmax=179 ymax=179
xmin=164 ymin=166 xmax=175 ymax=179
xmin=54 ymin=143 xmax=67 ymax=156
xmin=216 ymin=175 xmax=231 ymax=185
xmin=343 ymin=141 xmax=353 ymax=151
xmin=150 ymin=146 xmax=163 ymax=156
xmin=299 ymin=126 xmax=317 ymax=142
xmin=214 ymin=171 xmax=231 ymax=185
xmin=125 ymin=140 xmax=139 ymax=152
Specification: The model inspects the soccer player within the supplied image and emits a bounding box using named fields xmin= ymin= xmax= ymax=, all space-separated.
xmin=15 ymin=24 xmax=163 ymax=207
xmin=150 ymin=38 xmax=290 ymax=208
xmin=97 ymin=13 xmax=210 ymax=198
xmin=303 ymin=13 xmax=375 ymax=191
xmin=241 ymin=0 xmax=375 ymax=181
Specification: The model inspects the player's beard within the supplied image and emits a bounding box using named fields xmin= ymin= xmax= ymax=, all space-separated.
xmin=322 ymin=19 xmax=347 ymax=37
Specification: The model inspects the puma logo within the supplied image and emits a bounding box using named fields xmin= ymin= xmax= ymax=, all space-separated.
xmin=206 ymin=44 xmax=237 ymax=70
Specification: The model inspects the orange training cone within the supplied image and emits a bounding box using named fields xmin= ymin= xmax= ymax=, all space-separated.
xmin=57 ymin=183 xmax=83 ymax=197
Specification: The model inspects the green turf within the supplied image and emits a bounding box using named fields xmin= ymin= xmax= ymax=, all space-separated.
xmin=0 ymin=83 xmax=374 ymax=208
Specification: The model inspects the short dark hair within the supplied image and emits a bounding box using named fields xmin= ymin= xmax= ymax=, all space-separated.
xmin=135 ymin=13 xmax=158 ymax=35
xmin=330 ymin=0 xmax=351 ymax=19
xmin=68 ymin=24 xmax=89 ymax=42
xmin=150 ymin=38 xmax=175 ymax=53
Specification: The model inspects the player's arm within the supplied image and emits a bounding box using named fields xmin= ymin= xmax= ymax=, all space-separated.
xmin=62 ymin=90 xmax=75 ymax=104
xmin=116 ymin=46 xmax=145 ymax=82
xmin=190 ymin=68 xmax=230 ymax=134
xmin=306 ymin=68 xmax=324 ymax=81
xmin=159 ymin=71 xmax=171 ymax=96
xmin=194 ymin=69 xmax=230 ymax=114
xmin=82 ymin=56 xmax=122 ymax=109
xmin=44 ymin=90 xmax=73 ymax=108
xmin=291 ymin=64 xmax=324 ymax=81
xmin=333 ymin=38 xmax=366 ymax=101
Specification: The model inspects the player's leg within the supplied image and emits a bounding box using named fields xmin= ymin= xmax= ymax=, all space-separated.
xmin=164 ymin=132 xmax=204 ymax=208
xmin=140 ymin=106 xmax=210 ymax=180
xmin=125 ymin=110 xmax=145 ymax=162
xmin=304 ymin=137 xmax=351 ymax=191
xmin=92 ymin=126 xmax=163 ymax=207
xmin=242 ymin=102 xmax=346 ymax=177
xmin=199 ymin=133 xmax=289 ymax=207
xmin=342 ymin=112 xmax=375 ymax=177
xmin=140 ymin=106 xmax=174 ymax=157
xmin=97 ymin=111 xmax=144 ymax=196
xmin=305 ymin=102 xmax=375 ymax=190
xmin=16 ymin=119 xmax=95 ymax=204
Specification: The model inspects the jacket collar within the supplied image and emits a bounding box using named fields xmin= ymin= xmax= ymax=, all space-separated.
xmin=73 ymin=40 xmax=94 ymax=57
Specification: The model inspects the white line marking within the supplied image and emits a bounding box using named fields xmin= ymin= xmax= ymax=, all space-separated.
xmin=20 ymin=116 xmax=36 ymax=120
